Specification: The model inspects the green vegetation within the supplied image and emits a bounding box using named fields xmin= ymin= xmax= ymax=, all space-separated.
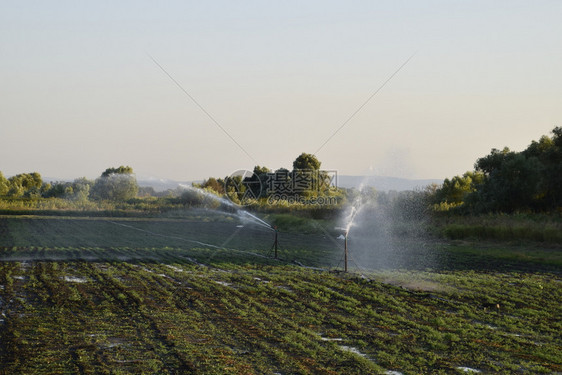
xmin=433 ymin=126 xmax=562 ymax=213
xmin=0 ymin=172 xmax=43 ymax=198
xmin=0 ymin=165 xmax=139 ymax=212
xmin=1 ymin=129 xmax=561 ymax=373
xmin=204 ymin=153 xmax=345 ymax=207
xmin=0 ymin=217 xmax=560 ymax=374
xmin=431 ymin=214 xmax=562 ymax=244
xmin=0 ymin=155 xmax=346 ymax=217
xmin=91 ymin=166 xmax=139 ymax=201
xmin=2 ymin=129 xmax=561 ymax=220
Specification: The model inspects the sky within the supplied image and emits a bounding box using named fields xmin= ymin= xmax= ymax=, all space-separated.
xmin=1 ymin=1 xmax=561 ymax=182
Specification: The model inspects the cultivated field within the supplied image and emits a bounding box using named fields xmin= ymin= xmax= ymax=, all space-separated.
xmin=0 ymin=215 xmax=560 ymax=374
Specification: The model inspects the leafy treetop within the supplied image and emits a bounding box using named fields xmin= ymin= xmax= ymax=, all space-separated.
xmin=101 ymin=166 xmax=134 ymax=177
xmin=293 ymin=153 xmax=321 ymax=171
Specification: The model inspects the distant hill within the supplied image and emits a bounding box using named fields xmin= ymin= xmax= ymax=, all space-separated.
xmin=137 ymin=178 xmax=196 ymax=192
xmin=137 ymin=175 xmax=442 ymax=192
xmin=43 ymin=174 xmax=441 ymax=193
xmin=337 ymin=175 xmax=442 ymax=191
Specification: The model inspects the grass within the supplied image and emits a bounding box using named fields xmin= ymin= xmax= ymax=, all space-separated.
xmin=266 ymin=213 xmax=335 ymax=234
xmin=431 ymin=213 xmax=562 ymax=244
xmin=0 ymin=214 xmax=561 ymax=374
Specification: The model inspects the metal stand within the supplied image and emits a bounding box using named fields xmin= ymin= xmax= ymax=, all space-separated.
xmin=273 ymin=226 xmax=279 ymax=259
xmin=344 ymin=231 xmax=348 ymax=272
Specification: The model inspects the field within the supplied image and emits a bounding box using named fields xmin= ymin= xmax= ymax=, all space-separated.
xmin=0 ymin=214 xmax=561 ymax=374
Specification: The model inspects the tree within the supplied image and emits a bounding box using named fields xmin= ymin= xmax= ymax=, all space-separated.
xmin=42 ymin=181 xmax=70 ymax=198
xmin=542 ymin=127 xmax=562 ymax=208
xmin=243 ymin=166 xmax=270 ymax=199
xmin=6 ymin=172 xmax=43 ymax=198
xmin=474 ymin=147 xmax=512 ymax=176
xmin=224 ymin=174 xmax=245 ymax=205
xmin=0 ymin=172 xmax=8 ymax=196
xmin=180 ymin=188 xmax=221 ymax=209
xmin=275 ymin=167 xmax=292 ymax=189
xmin=523 ymin=127 xmax=562 ymax=209
xmin=42 ymin=178 xmax=92 ymax=201
xmin=293 ymin=153 xmax=321 ymax=171
xmin=524 ymin=135 xmax=554 ymax=159
xmin=138 ymin=186 xmax=157 ymax=197
xmin=433 ymin=171 xmax=484 ymax=208
xmin=470 ymin=147 xmax=542 ymax=212
xmin=70 ymin=177 xmax=93 ymax=201
xmin=200 ymin=177 xmax=225 ymax=195
xmin=101 ymin=166 xmax=134 ymax=177
xmin=292 ymin=153 xmax=322 ymax=196
xmin=91 ymin=166 xmax=138 ymax=201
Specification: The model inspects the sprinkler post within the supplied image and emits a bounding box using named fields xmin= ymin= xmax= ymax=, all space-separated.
xmin=335 ymin=227 xmax=349 ymax=272
xmin=344 ymin=231 xmax=348 ymax=272
xmin=273 ymin=226 xmax=278 ymax=259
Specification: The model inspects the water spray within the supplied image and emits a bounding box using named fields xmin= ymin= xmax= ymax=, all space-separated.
xmin=178 ymin=185 xmax=277 ymax=258
xmin=335 ymin=187 xmax=370 ymax=272
xmin=181 ymin=185 xmax=275 ymax=231
xmin=240 ymin=210 xmax=276 ymax=232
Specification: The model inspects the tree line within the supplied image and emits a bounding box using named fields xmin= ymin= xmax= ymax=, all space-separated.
xmin=196 ymin=152 xmax=341 ymax=205
xmin=433 ymin=126 xmax=562 ymax=213
xmin=2 ymin=127 xmax=560 ymax=215
xmin=0 ymin=166 xmax=138 ymax=202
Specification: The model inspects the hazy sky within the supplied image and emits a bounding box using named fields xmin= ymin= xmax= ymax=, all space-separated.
xmin=2 ymin=1 xmax=561 ymax=182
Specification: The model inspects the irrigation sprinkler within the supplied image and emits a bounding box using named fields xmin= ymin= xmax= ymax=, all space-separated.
xmin=344 ymin=231 xmax=348 ymax=273
xmin=273 ymin=226 xmax=279 ymax=259
xmin=335 ymin=227 xmax=349 ymax=272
